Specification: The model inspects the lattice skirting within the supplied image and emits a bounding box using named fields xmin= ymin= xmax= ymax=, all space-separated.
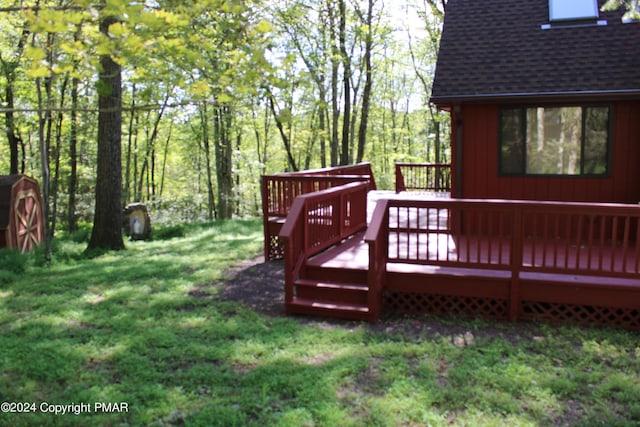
xmin=383 ymin=291 xmax=508 ymax=320
xmin=382 ymin=292 xmax=640 ymax=329
xmin=521 ymin=301 xmax=640 ymax=330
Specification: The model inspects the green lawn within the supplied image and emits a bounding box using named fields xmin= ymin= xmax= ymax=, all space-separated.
xmin=0 ymin=219 xmax=638 ymax=426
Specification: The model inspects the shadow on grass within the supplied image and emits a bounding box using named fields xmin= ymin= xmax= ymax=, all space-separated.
xmin=0 ymin=219 xmax=639 ymax=426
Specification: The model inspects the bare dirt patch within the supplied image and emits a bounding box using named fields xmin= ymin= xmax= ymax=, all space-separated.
xmin=213 ymin=255 xmax=548 ymax=344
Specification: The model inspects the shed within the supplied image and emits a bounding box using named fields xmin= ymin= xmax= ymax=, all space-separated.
xmin=123 ymin=203 xmax=152 ymax=240
xmin=0 ymin=175 xmax=44 ymax=253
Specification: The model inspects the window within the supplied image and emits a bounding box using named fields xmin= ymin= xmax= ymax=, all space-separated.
xmin=499 ymin=106 xmax=610 ymax=176
xmin=549 ymin=0 xmax=598 ymax=22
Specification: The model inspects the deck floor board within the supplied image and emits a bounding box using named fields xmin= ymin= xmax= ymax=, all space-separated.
xmin=306 ymin=191 xmax=640 ymax=289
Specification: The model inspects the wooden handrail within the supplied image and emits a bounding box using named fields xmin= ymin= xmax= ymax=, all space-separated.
xmin=364 ymin=199 xmax=390 ymax=320
xmin=280 ymin=182 xmax=369 ymax=306
xmin=276 ymin=161 xmax=376 ymax=182
xmin=368 ymin=197 xmax=640 ymax=320
xmin=395 ymin=162 xmax=451 ymax=193
xmin=262 ymin=174 xmax=371 ymax=217
xmin=377 ymin=198 xmax=640 ymax=277
xmin=261 ymin=162 xmax=376 ymax=260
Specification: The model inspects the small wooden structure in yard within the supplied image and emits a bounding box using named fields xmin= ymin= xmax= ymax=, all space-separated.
xmin=0 ymin=175 xmax=44 ymax=253
xmin=123 ymin=203 xmax=152 ymax=240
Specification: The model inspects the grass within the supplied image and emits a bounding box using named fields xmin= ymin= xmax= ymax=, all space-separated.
xmin=0 ymin=218 xmax=638 ymax=426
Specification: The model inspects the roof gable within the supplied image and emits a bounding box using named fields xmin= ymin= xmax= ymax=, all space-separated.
xmin=431 ymin=0 xmax=640 ymax=107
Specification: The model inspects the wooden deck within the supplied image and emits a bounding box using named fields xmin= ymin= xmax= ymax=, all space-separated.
xmin=280 ymin=189 xmax=640 ymax=328
xmin=269 ymin=164 xmax=640 ymax=329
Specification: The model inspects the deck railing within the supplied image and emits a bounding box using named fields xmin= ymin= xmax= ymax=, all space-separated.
xmin=262 ymin=162 xmax=376 ymax=260
xmin=367 ymin=198 xmax=640 ymax=321
xmin=279 ymin=182 xmax=369 ymax=306
xmin=395 ymin=162 xmax=451 ymax=193
xmin=262 ymin=174 xmax=371 ymax=218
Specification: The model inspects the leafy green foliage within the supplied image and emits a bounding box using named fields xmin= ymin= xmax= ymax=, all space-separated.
xmin=0 ymin=248 xmax=29 ymax=275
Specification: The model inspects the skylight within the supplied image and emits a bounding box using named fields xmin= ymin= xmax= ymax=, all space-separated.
xmin=549 ymin=0 xmax=599 ymax=22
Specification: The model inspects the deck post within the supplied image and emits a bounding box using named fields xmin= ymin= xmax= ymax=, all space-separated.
xmin=260 ymin=176 xmax=270 ymax=260
xmin=509 ymin=206 xmax=523 ymax=321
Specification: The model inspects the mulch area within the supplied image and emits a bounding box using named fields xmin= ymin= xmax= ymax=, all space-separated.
xmin=215 ymin=255 xmax=544 ymax=343
xmin=218 ymin=256 xmax=286 ymax=318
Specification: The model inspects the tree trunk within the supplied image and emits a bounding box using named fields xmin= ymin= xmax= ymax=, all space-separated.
xmin=267 ymin=93 xmax=298 ymax=171
xmin=124 ymin=84 xmax=136 ymax=204
xmin=327 ymin=0 xmax=340 ymax=167
xmin=88 ymin=15 xmax=124 ymax=251
xmin=51 ymin=75 xmax=69 ymax=237
xmin=4 ymin=83 xmax=21 ymax=175
xmin=199 ymin=102 xmax=216 ymax=221
xmin=159 ymin=123 xmax=171 ymax=197
xmin=214 ymin=104 xmax=234 ymax=220
xmin=35 ymin=75 xmax=51 ymax=262
xmin=338 ymin=0 xmax=351 ymax=165
xmin=1 ymin=27 xmax=28 ymax=175
xmin=68 ymin=77 xmax=79 ymax=232
xmin=356 ymin=0 xmax=374 ymax=163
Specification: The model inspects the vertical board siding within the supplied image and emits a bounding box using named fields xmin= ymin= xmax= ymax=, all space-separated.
xmin=460 ymin=101 xmax=640 ymax=204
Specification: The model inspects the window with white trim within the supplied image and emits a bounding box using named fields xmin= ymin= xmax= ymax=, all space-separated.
xmin=549 ymin=0 xmax=599 ymax=22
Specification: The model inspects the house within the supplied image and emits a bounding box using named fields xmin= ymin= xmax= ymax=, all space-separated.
xmin=273 ymin=0 xmax=640 ymax=329
xmin=431 ymin=0 xmax=640 ymax=204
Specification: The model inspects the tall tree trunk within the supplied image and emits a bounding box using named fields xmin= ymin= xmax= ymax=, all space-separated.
xmin=267 ymin=92 xmax=298 ymax=171
xmin=214 ymin=104 xmax=234 ymax=219
xmin=4 ymin=83 xmax=21 ymax=175
xmin=88 ymin=15 xmax=124 ymax=251
xmin=145 ymin=91 xmax=170 ymax=203
xmin=235 ymin=132 xmax=241 ymax=216
xmin=68 ymin=76 xmax=79 ymax=231
xmin=199 ymin=102 xmax=216 ymax=221
xmin=319 ymin=100 xmax=327 ymax=168
xmin=327 ymin=0 xmax=340 ymax=167
xmin=1 ymin=26 xmax=28 ymax=175
xmin=338 ymin=0 xmax=351 ymax=165
xmin=51 ymin=75 xmax=69 ymax=237
xmin=124 ymin=84 xmax=136 ymax=204
xmin=35 ymin=76 xmax=51 ymax=262
xmin=159 ymin=123 xmax=171 ymax=198
xmin=356 ymin=0 xmax=374 ymax=163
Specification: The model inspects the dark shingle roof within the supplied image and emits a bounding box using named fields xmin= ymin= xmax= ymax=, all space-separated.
xmin=431 ymin=0 xmax=640 ymax=106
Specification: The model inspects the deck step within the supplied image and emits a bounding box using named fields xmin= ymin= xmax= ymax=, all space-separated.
xmin=303 ymin=265 xmax=369 ymax=284
xmin=295 ymin=279 xmax=369 ymax=305
xmin=287 ymin=297 xmax=371 ymax=321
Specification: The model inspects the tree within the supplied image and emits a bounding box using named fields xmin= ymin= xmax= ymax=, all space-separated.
xmin=602 ymin=0 xmax=640 ymax=19
xmin=355 ymin=0 xmax=375 ymax=163
xmin=0 ymin=12 xmax=29 ymax=175
xmin=87 ymin=13 xmax=124 ymax=251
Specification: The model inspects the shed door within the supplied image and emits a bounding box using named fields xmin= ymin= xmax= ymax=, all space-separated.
xmin=14 ymin=189 xmax=43 ymax=253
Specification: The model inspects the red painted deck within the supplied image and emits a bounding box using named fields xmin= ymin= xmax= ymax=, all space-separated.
xmin=281 ymin=189 xmax=640 ymax=328
xmin=272 ymin=165 xmax=640 ymax=329
xmin=309 ymin=226 xmax=640 ymax=287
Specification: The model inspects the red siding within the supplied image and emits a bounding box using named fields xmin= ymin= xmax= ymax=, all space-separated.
xmin=460 ymin=101 xmax=640 ymax=204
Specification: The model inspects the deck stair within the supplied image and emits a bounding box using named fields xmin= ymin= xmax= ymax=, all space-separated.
xmin=286 ymin=233 xmax=373 ymax=321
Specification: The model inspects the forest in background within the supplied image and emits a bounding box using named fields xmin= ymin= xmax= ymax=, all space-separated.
xmin=0 ymin=0 xmax=449 ymax=240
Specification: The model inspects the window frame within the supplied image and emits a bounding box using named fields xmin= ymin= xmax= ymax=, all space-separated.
xmin=549 ymin=0 xmax=599 ymax=23
xmin=498 ymin=104 xmax=613 ymax=177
